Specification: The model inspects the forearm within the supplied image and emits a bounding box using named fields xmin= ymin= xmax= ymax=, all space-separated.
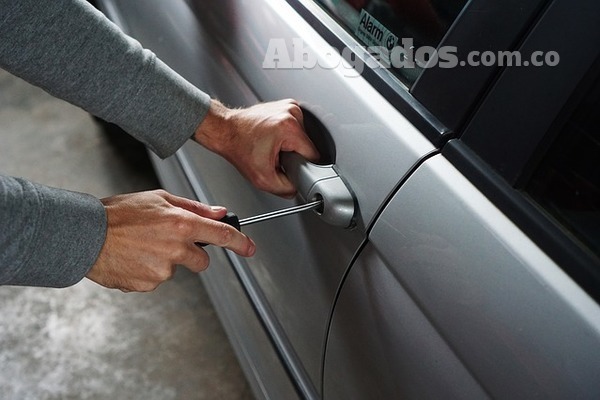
xmin=0 ymin=176 xmax=106 ymax=287
xmin=0 ymin=0 xmax=210 ymax=158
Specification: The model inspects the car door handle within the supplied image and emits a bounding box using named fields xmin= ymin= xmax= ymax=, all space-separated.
xmin=281 ymin=152 xmax=355 ymax=228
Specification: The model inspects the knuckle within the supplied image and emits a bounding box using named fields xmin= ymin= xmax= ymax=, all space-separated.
xmin=140 ymin=282 xmax=160 ymax=292
xmin=288 ymin=103 xmax=302 ymax=114
xmin=154 ymin=267 xmax=174 ymax=282
xmin=171 ymin=243 xmax=190 ymax=263
xmin=169 ymin=214 xmax=194 ymax=237
xmin=153 ymin=189 xmax=169 ymax=198
xmin=215 ymin=223 xmax=234 ymax=246
xmin=281 ymin=115 xmax=302 ymax=133
xmin=281 ymin=113 xmax=297 ymax=125
xmin=124 ymin=281 xmax=157 ymax=293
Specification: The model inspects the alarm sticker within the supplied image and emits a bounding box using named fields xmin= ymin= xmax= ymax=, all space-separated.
xmin=355 ymin=10 xmax=398 ymax=66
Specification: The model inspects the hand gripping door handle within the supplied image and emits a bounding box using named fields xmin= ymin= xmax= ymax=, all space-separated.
xmin=280 ymin=152 xmax=355 ymax=228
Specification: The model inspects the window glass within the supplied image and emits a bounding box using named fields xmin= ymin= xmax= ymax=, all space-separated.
xmin=315 ymin=0 xmax=468 ymax=84
xmin=527 ymin=73 xmax=600 ymax=256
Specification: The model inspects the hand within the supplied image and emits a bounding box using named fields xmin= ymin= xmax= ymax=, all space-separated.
xmin=194 ymin=99 xmax=320 ymax=198
xmin=86 ymin=190 xmax=255 ymax=292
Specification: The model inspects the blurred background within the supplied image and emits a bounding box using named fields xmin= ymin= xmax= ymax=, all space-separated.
xmin=0 ymin=68 xmax=252 ymax=400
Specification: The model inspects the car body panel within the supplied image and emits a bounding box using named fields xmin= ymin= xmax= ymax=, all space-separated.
xmin=97 ymin=0 xmax=435 ymax=395
xmin=148 ymin=153 xmax=299 ymax=399
xmin=92 ymin=0 xmax=600 ymax=398
xmin=181 ymin=0 xmax=436 ymax=227
xmin=324 ymin=155 xmax=600 ymax=398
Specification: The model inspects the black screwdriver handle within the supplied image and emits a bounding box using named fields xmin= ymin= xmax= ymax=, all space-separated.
xmin=195 ymin=212 xmax=241 ymax=248
xmin=219 ymin=212 xmax=241 ymax=231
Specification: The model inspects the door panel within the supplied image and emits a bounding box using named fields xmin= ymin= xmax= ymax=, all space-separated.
xmin=148 ymin=153 xmax=298 ymax=400
xmin=184 ymin=0 xmax=436 ymax=228
xmin=325 ymin=155 xmax=600 ymax=398
xmin=99 ymin=0 xmax=435 ymax=393
xmin=324 ymin=243 xmax=488 ymax=399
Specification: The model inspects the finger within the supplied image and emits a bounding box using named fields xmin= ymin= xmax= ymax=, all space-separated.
xmin=169 ymin=239 xmax=211 ymax=272
xmin=122 ymin=279 xmax=163 ymax=293
xmin=282 ymin=134 xmax=320 ymax=164
xmin=162 ymin=191 xmax=228 ymax=219
xmin=281 ymin=98 xmax=300 ymax=108
xmin=255 ymin=153 xmax=296 ymax=197
xmin=287 ymin=103 xmax=305 ymax=129
xmin=280 ymin=101 xmax=319 ymax=161
xmin=179 ymin=244 xmax=211 ymax=273
xmin=273 ymin=170 xmax=297 ymax=199
xmin=118 ymin=266 xmax=176 ymax=292
xmin=194 ymin=218 xmax=256 ymax=257
xmin=247 ymin=168 xmax=296 ymax=198
xmin=280 ymin=119 xmax=320 ymax=163
xmin=292 ymin=138 xmax=320 ymax=163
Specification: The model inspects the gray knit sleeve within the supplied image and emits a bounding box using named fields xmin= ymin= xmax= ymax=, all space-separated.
xmin=0 ymin=0 xmax=214 ymax=287
xmin=0 ymin=0 xmax=211 ymax=158
xmin=0 ymin=176 xmax=107 ymax=287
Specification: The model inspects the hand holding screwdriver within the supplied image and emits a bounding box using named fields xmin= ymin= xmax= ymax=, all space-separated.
xmin=87 ymin=190 xmax=256 ymax=292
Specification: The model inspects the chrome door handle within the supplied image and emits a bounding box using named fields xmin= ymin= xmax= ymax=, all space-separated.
xmin=281 ymin=152 xmax=355 ymax=228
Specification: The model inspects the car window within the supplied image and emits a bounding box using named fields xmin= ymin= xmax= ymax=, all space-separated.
xmin=315 ymin=0 xmax=468 ymax=85
xmin=526 ymin=72 xmax=600 ymax=257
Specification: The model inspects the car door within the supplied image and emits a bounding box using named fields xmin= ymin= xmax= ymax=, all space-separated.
xmin=324 ymin=0 xmax=600 ymax=398
xmin=93 ymin=0 xmax=596 ymax=398
xmin=93 ymin=0 xmax=436 ymax=397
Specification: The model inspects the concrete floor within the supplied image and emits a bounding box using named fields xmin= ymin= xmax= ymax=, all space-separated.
xmin=0 ymin=69 xmax=253 ymax=399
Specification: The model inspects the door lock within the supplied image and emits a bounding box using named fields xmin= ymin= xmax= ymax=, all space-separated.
xmin=281 ymin=152 xmax=355 ymax=228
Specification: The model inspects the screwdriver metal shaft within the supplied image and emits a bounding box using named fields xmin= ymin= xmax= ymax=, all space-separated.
xmin=198 ymin=199 xmax=323 ymax=247
xmin=238 ymin=199 xmax=323 ymax=226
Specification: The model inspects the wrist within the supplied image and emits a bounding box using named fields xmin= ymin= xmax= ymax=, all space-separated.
xmin=193 ymin=99 xmax=237 ymax=155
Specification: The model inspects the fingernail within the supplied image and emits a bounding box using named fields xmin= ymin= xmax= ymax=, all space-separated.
xmin=210 ymin=206 xmax=226 ymax=212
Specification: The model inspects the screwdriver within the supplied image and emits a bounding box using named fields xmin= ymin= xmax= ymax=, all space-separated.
xmin=197 ymin=199 xmax=323 ymax=246
xmin=222 ymin=199 xmax=323 ymax=230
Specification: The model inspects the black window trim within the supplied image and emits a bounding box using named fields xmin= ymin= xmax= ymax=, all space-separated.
xmin=445 ymin=0 xmax=600 ymax=302
xmin=460 ymin=0 xmax=600 ymax=186
xmin=411 ymin=0 xmax=551 ymax=133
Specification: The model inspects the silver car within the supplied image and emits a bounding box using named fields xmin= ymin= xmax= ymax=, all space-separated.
xmin=93 ymin=0 xmax=600 ymax=398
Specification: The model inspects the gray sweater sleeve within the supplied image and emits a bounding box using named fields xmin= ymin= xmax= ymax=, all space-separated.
xmin=0 ymin=0 xmax=211 ymax=157
xmin=0 ymin=0 xmax=212 ymax=287
xmin=0 ymin=176 xmax=107 ymax=287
